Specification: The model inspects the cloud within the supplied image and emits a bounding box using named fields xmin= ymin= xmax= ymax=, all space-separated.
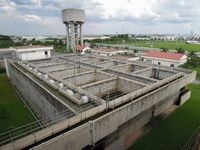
xmin=0 ymin=0 xmax=200 ymax=35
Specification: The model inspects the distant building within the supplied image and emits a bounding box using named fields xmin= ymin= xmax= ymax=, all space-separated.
xmin=0 ymin=48 xmax=13 ymax=68
xmin=75 ymin=45 xmax=91 ymax=54
xmin=91 ymin=48 xmax=126 ymax=57
xmin=186 ymin=41 xmax=200 ymax=44
xmin=0 ymin=48 xmax=13 ymax=60
xmin=142 ymin=51 xmax=187 ymax=67
xmin=83 ymin=35 xmax=110 ymax=40
xmin=111 ymin=55 xmax=139 ymax=61
xmin=11 ymin=45 xmax=53 ymax=61
xmin=150 ymin=35 xmax=176 ymax=41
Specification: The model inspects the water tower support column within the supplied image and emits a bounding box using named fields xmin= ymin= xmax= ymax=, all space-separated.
xmin=65 ymin=24 xmax=69 ymax=51
xmin=80 ymin=24 xmax=83 ymax=46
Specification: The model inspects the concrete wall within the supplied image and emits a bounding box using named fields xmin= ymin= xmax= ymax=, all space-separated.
xmin=18 ymin=50 xmax=51 ymax=61
xmin=114 ymin=64 xmax=146 ymax=73
xmin=179 ymin=90 xmax=191 ymax=106
xmin=158 ymin=69 xmax=175 ymax=79
xmin=34 ymin=124 xmax=90 ymax=150
xmin=118 ymin=78 xmax=143 ymax=93
xmin=105 ymin=93 xmax=178 ymax=150
xmin=42 ymin=64 xmax=72 ymax=72
xmin=143 ymin=57 xmax=186 ymax=68
xmin=84 ymin=79 xmax=117 ymax=96
xmin=8 ymin=62 xmax=69 ymax=121
xmin=51 ymin=67 xmax=90 ymax=78
xmin=133 ymin=68 xmax=154 ymax=78
xmin=32 ymin=91 xmax=179 ymax=150
xmin=1 ymin=71 xmax=194 ymax=150
xmin=65 ymin=72 xmax=111 ymax=86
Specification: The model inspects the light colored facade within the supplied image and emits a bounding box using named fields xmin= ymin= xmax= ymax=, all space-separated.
xmin=150 ymin=35 xmax=176 ymax=41
xmin=111 ymin=55 xmax=139 ymax=61
xmin=83 ymin=35 xmax=110 ymax=40
xmin=91 ymin=48 xmax=126 ymax=57
xmin=75 ymin=45 xmax=91 ymax=54
xmin=11 ymin=45 xmax=53 ymax=61
xmin=142 ymin=51 xmax=187 ymax=67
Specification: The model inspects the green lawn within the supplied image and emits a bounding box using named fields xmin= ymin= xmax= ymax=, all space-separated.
xmin=184 ymin=66 xmax=200 ymax=80
xmin=128 ymin=40 xmax=200 ymax=52
xmin=129 ymin=84 xmax=200 ymax=150
xmin=0 ymin=73 xmax=35 ymax=133
xmin=102 ymin=40 xmax=200 ymax=52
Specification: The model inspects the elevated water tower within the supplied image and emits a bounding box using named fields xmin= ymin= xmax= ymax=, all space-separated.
xmin=62 ymin=9 xmax=85 ymax=52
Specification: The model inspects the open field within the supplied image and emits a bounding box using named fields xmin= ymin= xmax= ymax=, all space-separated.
xmin=183 ymin=66 xmax=200 ymax=80
xmin=129 ymin=40 xmax=200 ymax=52
xmin=0 ymin=73 xmax=35 ymax=133
xmin=129 ymin=84 xmax=200 ymax=150
xmin=100 ymin=40 xmax=200 ymax=52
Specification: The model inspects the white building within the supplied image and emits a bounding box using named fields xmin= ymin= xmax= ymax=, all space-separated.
xmin=11 ymin=45 xmax=53 ymax=61
xmin=83 ymin=35 xmax=110 ymax=40
xmin=111 ymin=56 xmax=139 ymax=61
xmin=142 ymin=51 xmax=187 ymax=67
xmin=150 ymin=35 xmax=176 ymax=41
xmin=91 ymin=48 xmax=126 ymax=57
xmin=75 ymin=45 xmax=91 ymax=54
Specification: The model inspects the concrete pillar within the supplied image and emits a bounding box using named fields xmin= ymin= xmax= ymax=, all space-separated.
xmin=74 ymin=24 xmax=79 ymax=45
xmin=4 ymin=57 xmax=9 ymax=78
xmin=65 ymin=24 xmax=69 ymax=51
xmin=70 ymin=23 xmax=75 ymax=53
xmin=80 ymin=23 xmax=83 ymax=46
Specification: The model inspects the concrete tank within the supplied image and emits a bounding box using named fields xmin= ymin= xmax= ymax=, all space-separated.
xmin=62 ymin=9 xmax=85 ymax=23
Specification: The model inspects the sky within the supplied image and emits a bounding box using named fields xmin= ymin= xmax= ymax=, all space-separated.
xmin=0 ymin=0 xmax=200 ymax=35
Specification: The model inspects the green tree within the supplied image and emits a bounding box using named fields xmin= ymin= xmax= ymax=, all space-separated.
xmin=161 ymin=47 xmax=168 ymax=52
xmin=176 ymin=47 xmax=185 ymax=54
xmin=125 ymin=46 xmax=129 ymax=50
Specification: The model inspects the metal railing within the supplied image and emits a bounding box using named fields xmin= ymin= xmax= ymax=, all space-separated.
xmin=182 ymin=126 xmax=200 ymax=150
xmin=0 ymin=109 xmax=74 ymax=147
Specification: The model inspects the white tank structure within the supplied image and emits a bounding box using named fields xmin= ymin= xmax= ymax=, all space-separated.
xmin=62 ymin=9 xmax=85 ymax=52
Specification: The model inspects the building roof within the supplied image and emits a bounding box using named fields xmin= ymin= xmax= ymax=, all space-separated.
xmin=92 ymin=48 xmax=125 ymax=53
xmin=0 ymin=48 xmax=12 ymax=52
xmin=14 ymin=45 xmax=52 ymax=49
xmin=144 ymin=51 xmax=186 ymax=60
xmin=75 ymin=45 xmax=89 ymax=50
xmin=111 ymin=56 xmax=133 ymax=60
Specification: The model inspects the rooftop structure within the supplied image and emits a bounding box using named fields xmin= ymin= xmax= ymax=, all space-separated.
xmin=1 ymin=54 xmax=195 ymax=150
xmin=62 ymin=9 xmax=85 ymax=52
xmin=75 ymin=45 xmax=91 ymax=54
xmin=111 ymin=55 xmax=139 ymax=61
xmin=0 ymin=48 xmax=13 ymax=60
xmin=91 ymin=48 xmax=126 ymax=56
xmin=11 ymin=45 xmax=53 ymax=61
xmin=142 ymin=51 xmax=187 ymax=67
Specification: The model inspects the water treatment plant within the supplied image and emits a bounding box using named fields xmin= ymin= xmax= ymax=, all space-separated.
xmin=0 ymin=8 xmax=197 ymax=150
xmin=0 ymin=53 xmax=195 ymax=150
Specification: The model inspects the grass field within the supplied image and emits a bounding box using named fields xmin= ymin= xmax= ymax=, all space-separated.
xmin=127 ymin=40 xmax=200 ymax=52
xmin=0 ymin=73 xmax=35 ymax=133
xmin=129 ymin=84 xmax=200 ymax=150
xmin=183 ymin=66 xmax=200 ymax=80
xmin=102 ymin=40 xmax=200 ymax=52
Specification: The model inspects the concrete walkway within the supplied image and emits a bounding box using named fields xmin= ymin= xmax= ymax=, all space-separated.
xmin=192 ymin=79 xmax=200 ymax=85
